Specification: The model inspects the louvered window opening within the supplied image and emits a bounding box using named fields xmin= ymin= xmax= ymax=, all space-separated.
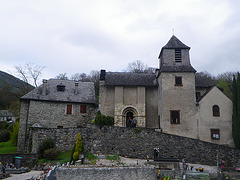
xmin=175 ymin=49 xmax=182 ymax=62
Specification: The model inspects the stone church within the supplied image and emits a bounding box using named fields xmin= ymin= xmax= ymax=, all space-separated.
xmin=99 ymin=35 xmax=234 ymax=147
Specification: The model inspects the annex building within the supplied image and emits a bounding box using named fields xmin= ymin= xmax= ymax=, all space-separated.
xmin=99 ymin=35 xmax=233 ymax=147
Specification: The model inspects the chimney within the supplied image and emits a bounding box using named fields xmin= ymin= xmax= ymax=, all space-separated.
xmin=75 ymin=82 xmax=78 ymax=94
xmin=42 ymin=79 xmax=47 ymax=95
xmin=100 ymin=69 xmax=106 ymax=80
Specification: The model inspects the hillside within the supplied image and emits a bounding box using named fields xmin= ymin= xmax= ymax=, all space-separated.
xmin=0 ymin=70 xmax=34 ymax=109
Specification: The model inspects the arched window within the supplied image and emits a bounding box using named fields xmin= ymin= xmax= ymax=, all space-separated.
xmin=212 ymin=105 xmax=220 ymax=117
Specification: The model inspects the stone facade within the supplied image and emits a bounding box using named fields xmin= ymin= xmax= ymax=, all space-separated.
xmin=18 ymin=79 xmax=96 ymax=152
xmin=99 ymin=35 xmax=234 ymax=147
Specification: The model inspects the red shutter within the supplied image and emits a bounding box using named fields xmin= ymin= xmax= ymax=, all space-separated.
xmin=80 ymin=105 xmax=87 ymax=113
xmin=66 ymin=105 xmax=72 ymax=114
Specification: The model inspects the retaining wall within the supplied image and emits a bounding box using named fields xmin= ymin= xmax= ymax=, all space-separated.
xmin=31 ymin=125 xmax=240 ymax=167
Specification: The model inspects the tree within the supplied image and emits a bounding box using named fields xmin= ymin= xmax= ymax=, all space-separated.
xmin=127 ymin=60 xmax=155 ymax=73
xmin=232 ymin=72 xmax=240 ymax=148
xmin=73 ymin=133 xmax=83 ymax=161
xmin=14 ymin=63 xmax=46 ymax=87
xmin=56 ymin=73 xmax=69 ymax=80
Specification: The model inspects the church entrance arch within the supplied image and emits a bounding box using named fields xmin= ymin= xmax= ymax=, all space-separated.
xmin=122 ymin=107 xmax=138 ymax=127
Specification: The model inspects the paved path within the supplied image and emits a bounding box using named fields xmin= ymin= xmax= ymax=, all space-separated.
xmin=5 ymin=170 xmax=43 ymax=180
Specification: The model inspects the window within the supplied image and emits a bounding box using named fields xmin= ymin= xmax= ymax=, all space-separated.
xmin=66 ymin=104 xmax=72 ymax=114
xmin=170 ymin=110 xmax=180 ymax=124
xmin=175 ymin=49 xmax=181 ymax=62
xmin=175 ymin=76 xmax=182 ymax=86
xmin=57 ymin=84 xmax=65 ymax=92
xmin=212 ymin=105 xmax=220 ymax=117
xmin=211 ymin=129 xmax=220 ymax=140
xmin=80 ymin=105 xmax=87 ymax=113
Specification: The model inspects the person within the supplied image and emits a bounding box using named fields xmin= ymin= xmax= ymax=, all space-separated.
xmin=132 ymin=117 xmax=137 ymax=128
xmin=127 ymin=117 xmax=132 ymax=127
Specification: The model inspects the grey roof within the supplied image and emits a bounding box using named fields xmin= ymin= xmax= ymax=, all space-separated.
xmin=0 ymin=110 xmax=14 ymax=117
xmin=159 ymin=35 xmax=190 ymax=58
xmin=104 ymin=72 xmax=158 ymax=86
xmin=163 ymin=35 xmax=190 ymax=49
xmin=21 ymin=79 xmax=95 ymax=104
xmin=160 ymin=65 xmax=196 ymax=73
xmin=195 ymin=73 xmax=215 ymax=88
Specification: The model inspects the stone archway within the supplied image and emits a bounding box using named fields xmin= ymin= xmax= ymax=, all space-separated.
xmin=122 ymin=107 xmax=138 ymax=127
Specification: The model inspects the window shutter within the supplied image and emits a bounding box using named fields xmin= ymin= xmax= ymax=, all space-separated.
xmin=66 ymin=104 xmax=72 ymax=114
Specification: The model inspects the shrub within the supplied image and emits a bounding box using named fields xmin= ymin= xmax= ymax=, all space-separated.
xmin=86 ymin=151 xmax=98 ymax=160
xmin=0 ymin=130 xmax=10 ymax=142
xmin=70 ymin=144 xmax=76 ymax=163
xmin=10 ymin=121 xmax=19 ymax=145
xmin=38 ymin=138 xmax=55 ymax=158
xmin=0 ymin=122 xmax=9 ymax=130
xmin=73 ymin=151 xmax=79 ymax=161
xmin=133 ymin=128 xmax=142 ymax=134
xmin=43 ymin=148 xmax=60 ymax=160
xmin=94 ymin=111 xmax=114 ymax=126
xmin=75 ymin=133 xmax=83 ymax=153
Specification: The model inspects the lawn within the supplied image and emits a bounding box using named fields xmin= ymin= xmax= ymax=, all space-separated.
xmin=0 ymin=141 xmax=17 ymax=154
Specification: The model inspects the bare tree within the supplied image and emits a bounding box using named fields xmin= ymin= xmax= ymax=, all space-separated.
xmin=70 ymin=73 xmax=91 ymax=82
xmin=15 ymin=63 xmax=46 ymax=87
xmin=56 ymin=73 xmax=69 ymax=80
xmin=127 ymin=60 xmax=155 ymax=73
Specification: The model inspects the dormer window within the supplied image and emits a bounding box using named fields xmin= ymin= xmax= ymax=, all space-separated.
xmin=175 ymin=49 xmax=181 ymax=62
xmin=57 ymin=84 xmax=65 ymax=92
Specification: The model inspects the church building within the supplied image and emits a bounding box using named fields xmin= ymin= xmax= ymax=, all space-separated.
xmin=99 ymin=35 xmax=233 ymax=147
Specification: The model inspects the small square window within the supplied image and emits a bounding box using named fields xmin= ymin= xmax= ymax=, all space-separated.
xmin=175 ymin=76 xmax=182 ymax=86
xmin=170 ymin=110 xmax=180 ymax=124
xmin=211 ymin=129 xmax=220 ymax=140
xmin=80 ymin=105 xmax=87 ymax=113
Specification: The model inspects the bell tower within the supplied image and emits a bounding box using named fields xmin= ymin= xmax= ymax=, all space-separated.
xmin=157 ymin=36 xmax=198 ymax=138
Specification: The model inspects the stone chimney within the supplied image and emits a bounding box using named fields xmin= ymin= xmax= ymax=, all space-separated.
xmin=75 ymin=82 xmax=78 ymax=94
xmin=42 ymin=79 xmax=47 ymax=95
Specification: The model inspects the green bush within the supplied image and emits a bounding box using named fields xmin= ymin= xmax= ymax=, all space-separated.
xmin=43 ymin=148 xmax=60 ymax=160
xmin=0 ymin=130 xmax=10 ymax=142
xmin=0 ymin=122 xmax=9 ymax=130
xmin=10 ymin=121 xmax=19 ymax=145
xmin=94 ymin=111 xmax=114 ymax=126
xmin=86 ymin=151 xmax=98 ymax=160
xmin=38 ymin=138 xmax=55 ymax=158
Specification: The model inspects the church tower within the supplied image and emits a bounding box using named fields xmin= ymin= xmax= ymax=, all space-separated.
xmin=157 ymin=36 xmax=198 ymax=138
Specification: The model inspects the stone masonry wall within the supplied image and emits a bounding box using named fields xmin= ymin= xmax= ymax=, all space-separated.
xmin=56 ymin=166 xmax=156 ymax=180
xmin=31 ymin=125 xmax=240 ymax=167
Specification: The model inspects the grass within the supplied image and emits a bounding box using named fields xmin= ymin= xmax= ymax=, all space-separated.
xmin=0 ymin=141 xmax=17 ymax=154
xmin=38 ymin=150 xmax=72 ymax=164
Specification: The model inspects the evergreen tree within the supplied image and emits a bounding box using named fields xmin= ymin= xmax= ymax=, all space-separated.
xmin=232 ymin=72 xmax=240 ymax=148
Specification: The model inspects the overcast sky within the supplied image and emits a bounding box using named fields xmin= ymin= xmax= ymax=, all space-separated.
xmin=1 ymin=0 xmax=240 ymax=85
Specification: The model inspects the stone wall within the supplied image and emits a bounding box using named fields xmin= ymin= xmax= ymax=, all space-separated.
xmin=0 ymin=153 xmax=37 ymax=168
xmin=56 ymin=166 xmax=156 ymax=180
xmin=31 ymin=125 xmax=240 ymax=167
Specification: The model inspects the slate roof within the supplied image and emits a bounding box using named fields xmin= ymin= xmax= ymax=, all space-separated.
xmin=159 ymin=35 xmax=190 ymax=58
xmin=160 ymin=65 xmax=196 ymax=73
xmin=104 ymin=72 xmax=158 ymax=86
xmin=195 ymin=73 xmax=215 ymax=88
xmin=0 ymin=110 xmax=14 ymax=117
xmin=21 ymin=79 xmax=95 ymax=104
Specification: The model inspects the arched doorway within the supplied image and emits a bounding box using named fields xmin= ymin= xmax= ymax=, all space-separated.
xmin=122 ymin=107 xmax=138 ymax=127
xmin=126 ymin=112 xmax=133 ymax=127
